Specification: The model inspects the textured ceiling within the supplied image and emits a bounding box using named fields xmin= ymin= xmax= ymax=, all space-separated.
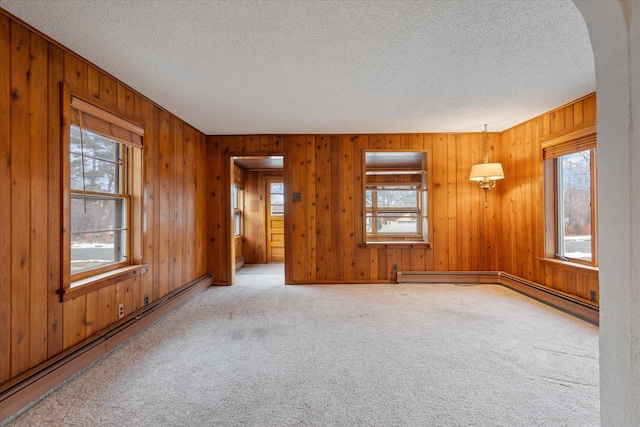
xmin=0 ymin=0 xmax=595 ymax=135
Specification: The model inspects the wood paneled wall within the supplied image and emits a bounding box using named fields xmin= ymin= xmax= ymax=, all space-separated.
xmin=498 ymin=93 xmax=598 ymax=302
xmin=207 ymin=133 xmax=502 ymax=285
xmin=0 ymin=13 xmax=207 ymax=385
xmin=207 ymin=95 xmax=599 ymax=305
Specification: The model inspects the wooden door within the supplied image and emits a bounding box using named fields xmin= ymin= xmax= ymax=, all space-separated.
xmin=266 ymin=178 xmax=285 ymax=262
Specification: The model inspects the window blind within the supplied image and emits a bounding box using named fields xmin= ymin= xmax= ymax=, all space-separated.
xmin=542 ymin=126 xmax=596 ymax=159
xmin=70 ymin=97 xmax=144 ymax=148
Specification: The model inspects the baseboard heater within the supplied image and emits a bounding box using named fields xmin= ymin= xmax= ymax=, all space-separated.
xmin=0 ymin=273 xmax=214 ymax=423
xmin=396 ymin=271 xmax=598 ymax=325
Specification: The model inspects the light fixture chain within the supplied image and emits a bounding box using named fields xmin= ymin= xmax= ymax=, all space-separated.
xmin=482 ymin=124 xmax=489 ymax=164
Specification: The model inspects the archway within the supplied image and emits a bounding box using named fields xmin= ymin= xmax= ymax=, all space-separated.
xmin=572 ymin=1 xmax=639 ymax=424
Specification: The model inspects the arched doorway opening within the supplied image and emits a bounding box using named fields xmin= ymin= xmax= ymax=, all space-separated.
xmin=571 ymin=2 xmax=639 ymax=423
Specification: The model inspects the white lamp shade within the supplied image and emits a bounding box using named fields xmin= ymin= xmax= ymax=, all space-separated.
xmin=469 ymin=163 xmax=504 ymax=181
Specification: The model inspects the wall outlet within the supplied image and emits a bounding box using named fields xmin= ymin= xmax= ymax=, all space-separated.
xmin=118 ymin=303 xmax=125 ymax=319
xmin=144 ymin=294 xmax=149 ymax=306
xmin=590 ymin=290 xmax=597 ymax=302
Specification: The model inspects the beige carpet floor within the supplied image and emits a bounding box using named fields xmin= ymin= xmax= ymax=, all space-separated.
xmin=3 ymin=263 xmax=599 ymax=426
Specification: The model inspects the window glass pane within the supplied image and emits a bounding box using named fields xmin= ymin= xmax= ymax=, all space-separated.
xmin=365 ymin=190 xmax=373 ymax=208
xmin=231 ymin=186 xmax=238 ymax=210
xmin=70 ymin=126 xmax=118 ymax=162
xmin=234 ymin=212 xmax=241 ymax=236
xmin=71 ymin=195 xmax=126 ymax=273
xmin=70 ymin=125 xmax=121 ymax=194
xmin=70 ymin=153 xmax=85 ymax=190
xmin=376 ymin=189 xmax=417 ymax=208
xmin=269 ymin=182 xmax=284 ymax=216
xmin=559 ymin=150 xmax=592 ymax=262
xmin=71 ymin=229 xmax=126 ymax=274
xmin=72 ymin=158 xmax=120 ymax=193
xmin=365 ymin=215 xmax=373 ymax=233
xmin=71 ymin=195 xmax=126 ymax=233
xmin=374 ymin=212 xmax=419 ymax=234
xmin=270 ymin=183 xmax=284 ymax=194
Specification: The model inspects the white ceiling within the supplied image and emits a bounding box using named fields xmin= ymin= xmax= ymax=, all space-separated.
xmin=0 ymin=0 xmax=595 ymax=135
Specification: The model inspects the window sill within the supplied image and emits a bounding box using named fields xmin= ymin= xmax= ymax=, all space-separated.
xmin=364 ymin=241 xmax=432 ymax=249
xmin=58 ymin=264 xmax=148 ymax=302
xmin=537 ymin=257 xmax=598 ymax=273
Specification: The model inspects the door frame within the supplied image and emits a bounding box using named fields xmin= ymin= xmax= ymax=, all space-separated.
xmin=226 ymin=153 xmax=287 ymax=285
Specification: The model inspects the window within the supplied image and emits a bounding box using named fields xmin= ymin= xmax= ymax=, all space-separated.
xmin=366 ymin=184 xmax=421 ymax=235
xmin=543 ymin=128 xmax=597 ymax=266
xmin=232 ymin=184 xmax=243 ymax=236
xmin=270 ymin=182 xmax=284 ymax=216
xmin=557 ymin=150 xmax=595 ymax=262
xmin=62 ymin=88 xmax=144 ymax=291
xmin=363 ymin=150 xmax=430 ymax=244
xmin=70 ymin=126 xmax=128 ymax=274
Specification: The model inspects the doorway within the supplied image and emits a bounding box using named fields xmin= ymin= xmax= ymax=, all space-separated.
xmin=231 ymin=156 xmax=285 ymax=276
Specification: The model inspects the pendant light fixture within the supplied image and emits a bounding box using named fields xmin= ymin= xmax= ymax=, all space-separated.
xmin=469 ymin=124 xmax=504 ymax=199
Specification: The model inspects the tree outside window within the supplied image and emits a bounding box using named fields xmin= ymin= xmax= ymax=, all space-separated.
xmin=70 ymin=126 xmax=128 ymax=275
xmin=557 ymin=149 xmax=594 ymax=263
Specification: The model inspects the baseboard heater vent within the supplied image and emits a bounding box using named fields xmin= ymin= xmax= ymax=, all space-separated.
xmin=497 ymin=272 xmax=598 ymax=324
xmin=397 ymin=270 xmax=598 ymax=325
xmin=396 ymin=271 xmax=500 ymax=284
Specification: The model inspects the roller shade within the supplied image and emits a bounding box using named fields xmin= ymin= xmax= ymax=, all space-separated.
xmin=70 ymin=97 xmax=144 ymax=148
